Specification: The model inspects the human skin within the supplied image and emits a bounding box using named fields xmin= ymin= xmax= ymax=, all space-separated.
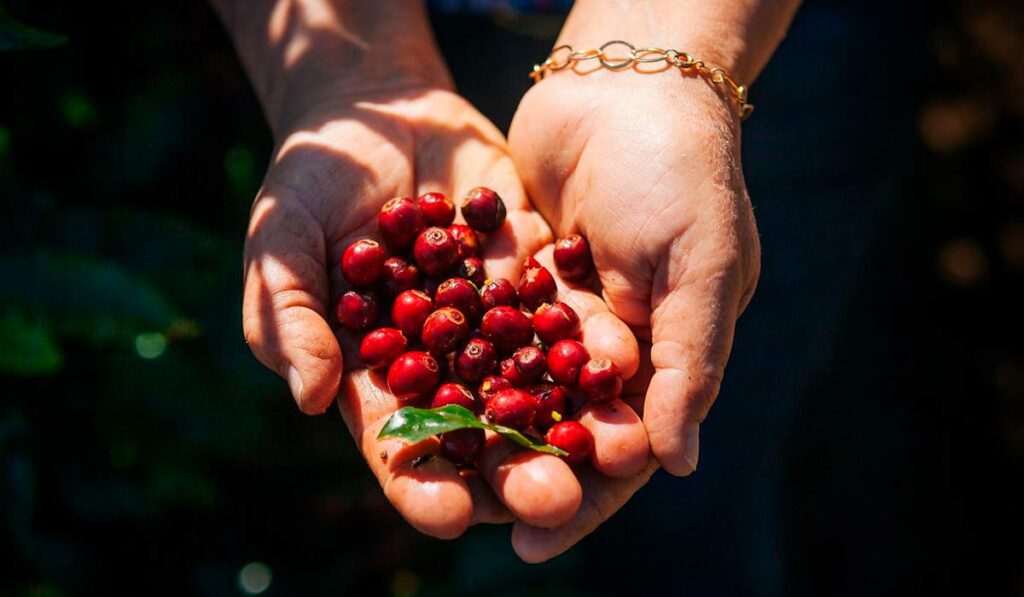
xmin=211 ymin=0 xmax=800 ymax=560
xmin=211 ymin=0 xmax=639 ymax=539
xmin=507 ymin=0 xmax=801 ymax=561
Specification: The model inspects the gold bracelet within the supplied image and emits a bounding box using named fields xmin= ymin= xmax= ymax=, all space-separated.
xmin=530 ymin=41 xmax=754 ymax=120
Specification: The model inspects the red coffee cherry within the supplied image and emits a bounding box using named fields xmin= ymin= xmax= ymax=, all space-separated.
xmin=480 ymin=278 xmax=519 ymax=310
xmin=387 ymin=351 xmax=441 ymax=404
xmin=460 ymin=186 xmax=507 ymax=233
xmin=457 ymin=257 xmax=486 ymax=288
xmin=533 ymin=301 xmax=581 ymax=345
xmin=546 ymin=339 xmax=590 ymax=385
xmin=485 ymin=388 xmax=538 ymax=430
xmin=478 ymin=375 xmax=511 ymax=404
xmin=545 ymin=421 xmax=594 ymax=466
xmin=341 ymin=239 xmax=387 ymax=287
xmin=413 ymin=227 xmax=459 ymax=277
xmin=499 ymin=346 xmax=547 ymax=387
xmin=553 ymin=234 xmax=594 ymax=282
xmin=529 ymin=383 xmax=568 ymax=432
xmin=382 ymin=257 xmax=421 ymax=297
xmin=480 ymin=306 xmax=534 ymax=353
xmin=391 ymin=290 xmax=433 ymax=341
xmin=518 ymin=264 xmax=557 ymax=311
xmin=578 ymin=358 xmax=623 ymax=402
xmin=430 ymin=382 xmax=477 ymax=412
xmin=455 ymin=338 xmax=498 ymax=383
xmin=440 ymin=428 xmax=485 ymax=466
xmin=416 ymin=191 xmax=455 ymax=227
xmin=359 ymin=327 xmax=407 ymax=370
xmin=435 ymin=278 xmax=483 ymax=322
xmin=447 ymin=223 xmax=481 ymax=258
xmin=420 ymin=307 xmax=469 ymax=355
xmin=335 ymin=290 xmax=379 ymax=331
xmin=378 ymin=196 xmax=424 ymax=249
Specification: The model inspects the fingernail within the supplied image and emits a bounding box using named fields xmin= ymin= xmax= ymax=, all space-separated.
xmin=683 ymin=423 xmax=700 ymax=473
xmin=286 ymin=365 xmax=304 ymax=403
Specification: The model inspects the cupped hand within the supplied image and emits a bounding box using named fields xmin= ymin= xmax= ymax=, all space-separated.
xmin=508 ymin=72 xmax=761 ymax=560
xmin=241 ymin=86 xmax=575 ymax=538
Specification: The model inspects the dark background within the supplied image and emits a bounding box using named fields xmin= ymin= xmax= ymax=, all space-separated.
xmin=1 ymin=0 xmax=1021 ymax=595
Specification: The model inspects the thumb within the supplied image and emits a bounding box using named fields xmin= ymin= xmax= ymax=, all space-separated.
xmin=242 ymin=192 xmax=342 ymax=414
xmin=642 ymin=239 xmax=750 ymax=476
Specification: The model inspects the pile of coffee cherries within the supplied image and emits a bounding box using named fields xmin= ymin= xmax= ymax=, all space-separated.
xmin=336 ymin=187 xmax=621 ymax=468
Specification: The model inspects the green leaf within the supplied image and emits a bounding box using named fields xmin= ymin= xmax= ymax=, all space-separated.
xmin=0 ymin=310 xmax=63 ymax=375
xmin=378 ymin=405 xmax=568 ymax=457
xmin=0 ymin=5 xmax=67 ymax=51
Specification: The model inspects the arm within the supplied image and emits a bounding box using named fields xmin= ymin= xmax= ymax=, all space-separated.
xmin=209 ymin=0 xmax=451 ymax=137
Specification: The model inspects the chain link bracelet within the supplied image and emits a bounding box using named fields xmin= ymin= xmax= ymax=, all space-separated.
xmin=530 ymin=40 xmax=754 ymax=120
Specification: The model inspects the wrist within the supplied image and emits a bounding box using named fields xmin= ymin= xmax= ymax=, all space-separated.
xmin=213 ymin=0 xmax=452 ymax=137
xmin=557 ymin=0 xmax=801 ymax=85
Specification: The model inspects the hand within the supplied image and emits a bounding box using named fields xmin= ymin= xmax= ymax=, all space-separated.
xmin=242 ymin=84 xmax=578 ymax=538
xmin=508 ymin=71 xmax=761 ymax=560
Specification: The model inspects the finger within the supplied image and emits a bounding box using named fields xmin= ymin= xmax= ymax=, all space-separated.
xmin=340 ymin=370 xmax=474 ymax=539
xmin=576 ymin=399 xmax=650 ymax=478
xmin=243 ymin=193 xmax=342 ymax=414
xmin=478 ymin=435 xmax=582 ymax=529
xmin=511 ymin=460 xmax=659 ymax=563
xmin=643 ymin=240 xmax=747 ymax=476
xmin=461 ymin=468 xmax=515 ymax=525
xmin=533 ymin=246 xmax=639 ymax=379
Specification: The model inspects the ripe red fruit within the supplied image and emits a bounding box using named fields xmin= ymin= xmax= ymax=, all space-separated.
xmin=485 ymin=388 xmax=538 ymax=430
xmin=455 ymin=338 xmax=497 ymax=383
xmin=457 ymin=257 xmax=486 ymax=287
xmin=391 ymin=290 xmax=434 ymax=340
xmin=416 ymin=192 xmax=455 ymax=227
xmin=447 ymin=223 xmax=481 ymax=258
xmin=341 ymin=239 xmax=387 ymax=287
xmin=434 ymin=278 xmax=483 ymax=322
xmin=440 ymin=428 xmax=485 ymax=466
xmin=553 ymin=234 xmax=594 ymax=282
xmin=420 ymin=307 xmax=469 ymax=355
xmin=518 ymin=264 xmax=557 ymax=311
xmin=335 ymin=290 xmax=379 ymax=331
xmin=480 ymin=278 xmax=519 ymax=310
xmin=359 ymin=327 xmax=407 ymax=370
xmin=578 ymin=358 xmax=623 ymax=402
xmin=530 ymin=383 xmax=569 ymax=432
xmin=387 ymin=351 xmax=441 ymax=404
xmin=378 ymin=196 xmax=424 ymax=249
xmin=382 ymin=257 xmax=421 ymax=296
xmin=480 ymin=306 xmax=534 ymax=353
xmin=546 ymin=339 xmax=590 ymax=385
xmin=499 ymin=346 xmax=547 ymax=387
xmin=524 ymin=256 xmax=543 ymax=270
xmin=478 ymin=375 xmax=511 ymax=404
xmin=430 ymin=382 xmax=477 ymax=412
xmin=460 ymin=187 xmax=506 ymax=233
xmin=533 ymin=301 xmax=581 ymax=345
xmin=545 ymin=421 xmax=594 ymax=465
xmin=413 ymin=227 xmax=459 ymax=277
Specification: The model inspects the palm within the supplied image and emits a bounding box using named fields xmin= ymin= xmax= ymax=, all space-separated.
xmin=509 ymin=74 xmax=761 ymax=559
xmin=243 ymin=88 xmax=574 ymax=538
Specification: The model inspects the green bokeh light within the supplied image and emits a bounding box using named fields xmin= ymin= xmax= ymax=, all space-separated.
xmin=60 ymin=91 xmax=99 ymax=130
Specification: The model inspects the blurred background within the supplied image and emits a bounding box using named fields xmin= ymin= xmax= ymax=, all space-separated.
xmin=1 ymin=0 xmax=1021 ymax=595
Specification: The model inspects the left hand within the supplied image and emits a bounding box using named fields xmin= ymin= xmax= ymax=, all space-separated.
xmin=508 ymin=70 xmax=762 ymax=561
